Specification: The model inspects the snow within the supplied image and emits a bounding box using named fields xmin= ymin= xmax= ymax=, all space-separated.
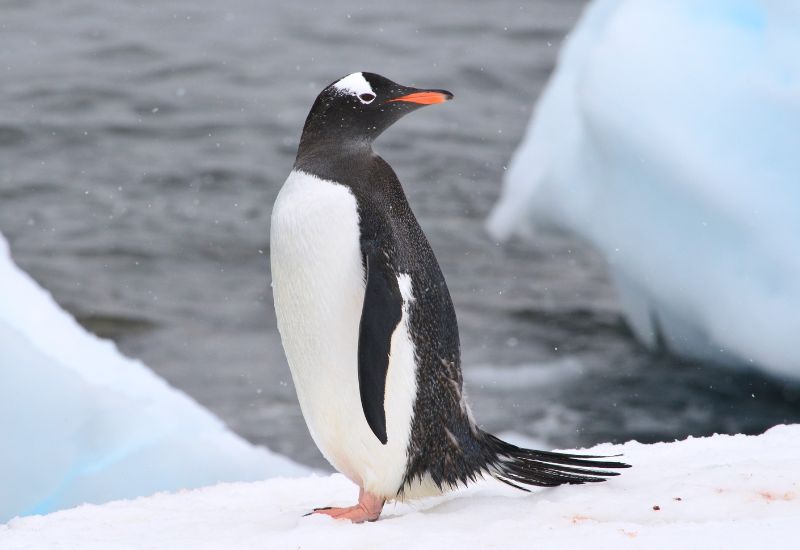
xmin=487 ymin=0 xmax=800 ymax=379
xmin=0 ymin=233 xmax=307 ymax=523
xmin=2 ymin=425 xmax=798 ymax=550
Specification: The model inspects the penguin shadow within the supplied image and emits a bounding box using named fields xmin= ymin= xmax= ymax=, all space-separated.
xmin=381 ymin=480 xmax=540 ymax=521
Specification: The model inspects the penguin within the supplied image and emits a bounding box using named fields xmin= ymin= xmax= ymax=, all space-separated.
xmin=270 ymin=72 xmax=629 ymax=523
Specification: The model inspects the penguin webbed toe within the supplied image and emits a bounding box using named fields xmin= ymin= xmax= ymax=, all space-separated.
xmin=306 ymin=489 xmax=385 ymax=523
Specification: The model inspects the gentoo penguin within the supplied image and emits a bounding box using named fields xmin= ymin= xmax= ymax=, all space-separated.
xmin=270 ymin=72 xmax=629 ymax=522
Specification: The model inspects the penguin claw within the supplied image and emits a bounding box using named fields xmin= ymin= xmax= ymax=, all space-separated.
xmin=303 ymin=507 xmax=330 ymax=517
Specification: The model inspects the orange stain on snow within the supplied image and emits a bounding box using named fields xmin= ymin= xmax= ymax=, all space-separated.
xmin=570 ymin=515 xmax=592 ymax=524
xmin=759 ymin=491 xmax=795 ymax=502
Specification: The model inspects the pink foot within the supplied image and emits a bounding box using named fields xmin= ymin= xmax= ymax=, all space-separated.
xmin=310 ymin=488 xmax=385 ymax=523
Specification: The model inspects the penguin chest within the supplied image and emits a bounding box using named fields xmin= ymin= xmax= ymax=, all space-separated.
xmin=270 ymin=170 xmax=418 ymax=497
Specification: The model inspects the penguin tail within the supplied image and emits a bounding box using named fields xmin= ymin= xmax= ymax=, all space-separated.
xmin=483 ymin=432 xmax=630 ymax=490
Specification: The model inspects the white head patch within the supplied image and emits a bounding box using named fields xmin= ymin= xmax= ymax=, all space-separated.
xmin=332 ymin=72 xmax=376 ymax=104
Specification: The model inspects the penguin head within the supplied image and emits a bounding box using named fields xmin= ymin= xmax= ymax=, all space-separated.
xmin=298 ymin=72 xmax=453 ymax=150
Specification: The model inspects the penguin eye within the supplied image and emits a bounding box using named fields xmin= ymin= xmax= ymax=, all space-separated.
xmin=358 ymin=93 xmax=376 ymax=104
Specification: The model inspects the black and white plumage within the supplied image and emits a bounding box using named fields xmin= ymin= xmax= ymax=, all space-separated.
xmin=270 ymin=72 xmax=628 ymax=518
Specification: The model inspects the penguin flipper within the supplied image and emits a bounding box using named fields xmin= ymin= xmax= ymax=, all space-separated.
xmin=358 ymin=249 xmax=403 ymax=445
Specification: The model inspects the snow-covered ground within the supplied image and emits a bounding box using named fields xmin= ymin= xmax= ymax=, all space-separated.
xmin=0 ymin=233 xmax=307 ymax=522
xmin=488 ymin=0 xmax=800 ymax=379
xmin=2 ymin=425 xmax=798 ymax=550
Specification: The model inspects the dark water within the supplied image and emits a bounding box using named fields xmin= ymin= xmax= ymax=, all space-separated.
xmin=1 ymin=0 xmax=798 ymax=469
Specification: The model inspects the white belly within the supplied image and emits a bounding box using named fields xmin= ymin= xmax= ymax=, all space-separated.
xmin=270 ymin=170 xmax=418 ymax=498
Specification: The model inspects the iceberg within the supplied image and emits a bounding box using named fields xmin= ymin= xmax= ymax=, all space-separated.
xmin=0 ymin=233 xmax=307 ymax=522
xmin=2 ymin=425 xmax=798 ymax=548
xmin=488 ymin=0 xmax=800 ymax=379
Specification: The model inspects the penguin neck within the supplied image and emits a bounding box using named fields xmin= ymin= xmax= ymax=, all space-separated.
xmin=294 ymin=130 xmax=376 ymax=183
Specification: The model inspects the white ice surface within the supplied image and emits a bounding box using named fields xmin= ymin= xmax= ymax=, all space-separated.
xmin=488 ymin=0 xmax=800 ymax=379
xmin=2 ymin=425 xmax=799 ymax=550
xmin=0 ymin=233 xmax=307 ymax=522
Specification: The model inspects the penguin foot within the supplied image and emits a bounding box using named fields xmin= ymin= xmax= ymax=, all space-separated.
xmin=309 ymin=488 xmax=385 ymax=523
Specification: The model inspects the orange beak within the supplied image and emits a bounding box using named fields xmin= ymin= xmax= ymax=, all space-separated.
xmin=387 ymin=90 xmax=453 ymax=105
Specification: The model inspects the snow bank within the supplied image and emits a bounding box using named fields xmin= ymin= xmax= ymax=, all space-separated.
xmin=488 ymin=0 xmax=800 ymax=379
xmin=2 ymin=425 xmax=798 ymax=550
xmin=0 ymin=233 xmax=307 ymax=522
